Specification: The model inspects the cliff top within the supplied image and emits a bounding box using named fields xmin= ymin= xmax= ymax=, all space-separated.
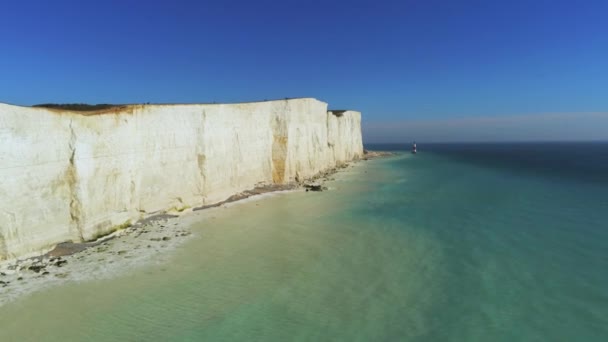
xmin=33 ymin=103 xmax=125 ymax=112
xmin=30 ymin=103 xmax=134 ymax=115
xmin=0 ymin=98 xmax=360 ymax=116
xmin=31 ymin=98 xmax=321 ymax=109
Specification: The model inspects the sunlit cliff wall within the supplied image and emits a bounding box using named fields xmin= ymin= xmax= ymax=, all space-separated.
xmin=0 ymin=98 xmax=363 ymax=260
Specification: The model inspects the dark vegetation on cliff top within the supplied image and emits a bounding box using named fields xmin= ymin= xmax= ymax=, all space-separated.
xmin=33 ymin=103 xmax=123 ymax=111
xmin=31 ymin=100 xmax=351 ymax=112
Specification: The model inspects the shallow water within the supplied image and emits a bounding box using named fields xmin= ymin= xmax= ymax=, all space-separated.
xmin=1 ymin=143 xmax=607 ymax=341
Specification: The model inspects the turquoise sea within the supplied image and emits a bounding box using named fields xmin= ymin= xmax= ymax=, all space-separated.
xmin=1 ymin=142 xmax=607 ymax=341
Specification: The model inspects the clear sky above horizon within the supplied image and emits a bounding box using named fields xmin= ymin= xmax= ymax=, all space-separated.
xmin=1 ymin=0 xmax=607 ymax=142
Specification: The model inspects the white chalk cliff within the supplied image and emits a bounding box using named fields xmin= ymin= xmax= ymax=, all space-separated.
xmin=0 ymin=98 xmax=363 ymax=260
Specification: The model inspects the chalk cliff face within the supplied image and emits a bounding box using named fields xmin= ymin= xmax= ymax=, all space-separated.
xmin=0 ymin=98 xmax=363 ymax=260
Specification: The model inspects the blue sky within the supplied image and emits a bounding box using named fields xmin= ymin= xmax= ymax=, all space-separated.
xmin=1 ymin=0 xmax=607 ymax=142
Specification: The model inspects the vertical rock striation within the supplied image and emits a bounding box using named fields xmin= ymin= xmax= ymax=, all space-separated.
xmin=0 ymin=98 xmax=363 ymax=260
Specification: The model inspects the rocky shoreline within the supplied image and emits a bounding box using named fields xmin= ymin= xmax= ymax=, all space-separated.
xmin=0 ymin=151 xmax=392 ymax=306
xmin=362 ymin=149 xmax=395 ymax=160
xmin=0 ymin=213 xmax=196 ymax=306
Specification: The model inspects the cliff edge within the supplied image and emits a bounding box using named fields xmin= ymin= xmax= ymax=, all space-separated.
xmin=0 ymin=98 xmax=363 ymax=260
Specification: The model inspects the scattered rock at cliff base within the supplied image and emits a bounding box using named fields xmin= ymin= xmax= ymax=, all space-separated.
xmin=192 ymin=183 xmax=297 ymax=211
xmin=27 ymin=265 xmax=46 ymax=273
xmin=48 ymin=241 xmax=102 ymax=258
xmin=362 ymin=150 xmax=394 ymax=160
xmin=304 ymin=184 xmax=323 ymax=192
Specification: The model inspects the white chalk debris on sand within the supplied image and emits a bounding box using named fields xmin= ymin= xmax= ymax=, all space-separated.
xmin=0 ymin=215 xmax=193 ymax=307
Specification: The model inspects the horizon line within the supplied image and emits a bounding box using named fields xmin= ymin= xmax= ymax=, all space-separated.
xmin=364 ymin=139 xmax=608 ymax=145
